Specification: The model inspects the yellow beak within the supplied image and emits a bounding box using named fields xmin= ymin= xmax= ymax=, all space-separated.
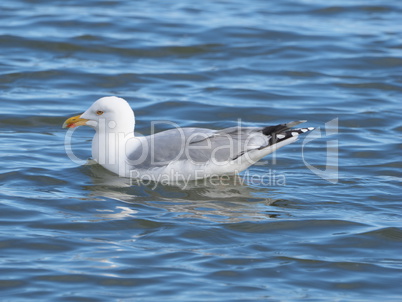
xmin=62 ymin=114 xmax=89 ymax=128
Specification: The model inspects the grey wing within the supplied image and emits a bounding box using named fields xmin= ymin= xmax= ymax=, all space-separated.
xmin=188 ymin=126 xmax=269 ymax=161
xmin=185 ymin=120 xmax=311 ymax=162
xmin=126 ymin=128 xmax=218 ymax=168
xmin=127 ymin=127 xmax=268 ymax=168
xmin=127 ymin=121 xmax=311 ymax=169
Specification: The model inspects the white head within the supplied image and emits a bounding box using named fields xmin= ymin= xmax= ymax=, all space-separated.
xmin=63 ymin=96 xmax=135 ymax=134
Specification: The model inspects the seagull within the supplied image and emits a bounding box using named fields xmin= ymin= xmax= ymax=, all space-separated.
xmin=62 ymin=96 xmax=314 ymax=181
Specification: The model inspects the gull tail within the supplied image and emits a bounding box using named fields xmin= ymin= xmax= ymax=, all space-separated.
xmin=261 ymin=120 xmax=314 ymax=147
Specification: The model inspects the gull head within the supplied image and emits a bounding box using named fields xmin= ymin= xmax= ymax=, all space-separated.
xmin=62 ymin=96 xmax=135 ymax=133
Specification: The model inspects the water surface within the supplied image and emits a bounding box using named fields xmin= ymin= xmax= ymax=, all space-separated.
xmin=1 ymin=0 xmax=402 ymax=301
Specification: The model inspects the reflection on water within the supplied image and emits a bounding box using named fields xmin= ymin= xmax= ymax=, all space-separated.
xmin=84 ymin=162 xmax=283 ymax=223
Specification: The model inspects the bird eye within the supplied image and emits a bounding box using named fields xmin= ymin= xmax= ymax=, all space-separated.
xmin=96 ymin=110 xmax=104 ymax=116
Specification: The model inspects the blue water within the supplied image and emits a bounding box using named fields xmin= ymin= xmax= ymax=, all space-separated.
xmin=1 ymin=0 xmax=402 ymax=301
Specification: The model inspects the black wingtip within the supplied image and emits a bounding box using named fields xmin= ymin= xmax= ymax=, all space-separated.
xmin=262 ymin=124 xmax=287 ymax=136
xmin=262 ymin=121 xmax=313 ymax=145
xmin=262 ymin=120 xmax=306 ymax=136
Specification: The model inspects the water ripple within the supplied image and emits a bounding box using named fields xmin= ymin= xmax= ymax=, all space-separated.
xmin=1 ymin=0 xmax=402 ymax=300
